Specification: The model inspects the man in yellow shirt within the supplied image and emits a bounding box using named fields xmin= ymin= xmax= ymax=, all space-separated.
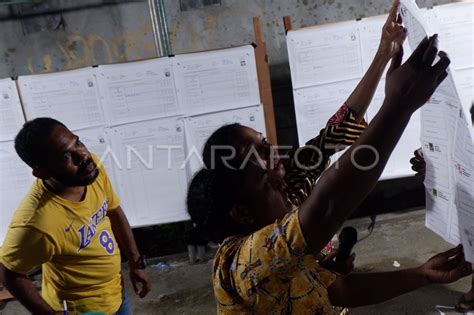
xmin=0 ymin=118 xmax=151 ymax=314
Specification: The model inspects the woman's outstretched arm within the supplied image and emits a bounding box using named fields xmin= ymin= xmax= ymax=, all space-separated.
xmin=299 ymin=35 xmax=450 ymax=254
xmin=328 ymin=245 xmax=472 ymax=307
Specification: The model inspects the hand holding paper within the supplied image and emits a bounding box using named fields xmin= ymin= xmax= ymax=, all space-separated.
xmin=384 ymin=35 xmax=450 ymax=113
xmin=377 ymin=0 xmax=407 ymax=61
xmin=418 ymin=245 xmax=472 ymax=284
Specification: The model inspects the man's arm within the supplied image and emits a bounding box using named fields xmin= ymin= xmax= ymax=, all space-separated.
xmin=107 ymin=206 xmax=151 ymax=298
xmin=328 ymin=245 xmax=472 ymax=307
xmin=344 ymin=0 xmax=406 ymax=122
xmin=0 ymin=264 xmax=60 ymax=315
xmin=0 ymin=226 xmax=58 ymax=314
xmin=299 ymin=35 xmax=450 ymax=254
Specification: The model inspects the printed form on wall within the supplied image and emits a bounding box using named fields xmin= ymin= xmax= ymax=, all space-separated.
xmin=292 ymin=80 xmax=359 ymax=145
xmin=109 ymin=117 xmax=189 ymax=227
xmin=0 ymin=141 xmax=35 ymax=245
xmin=287 ymin=20 xmax=363 ymax=89
xmin=431 ymin=2 xmax=474 ymax=71
xmin=173 ymin=45 xmax=261 ymax=116
xmin=0 ymin=78 xmax=24 ymax=142
xmin=18 ymin=67 xmax=105 ymax=131
xmin=97 ymin=58 xmax=180 ymax=126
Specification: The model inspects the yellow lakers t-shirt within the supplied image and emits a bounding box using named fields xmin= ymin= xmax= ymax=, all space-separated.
xmin=0 ymin=157 xmax=123 ymax=314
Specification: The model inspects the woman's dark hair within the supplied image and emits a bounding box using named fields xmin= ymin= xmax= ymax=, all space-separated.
xmin=187 ymin=123 xmax=248 ymax=243
xmin=202 ymin=123 xmax=247 ymax=170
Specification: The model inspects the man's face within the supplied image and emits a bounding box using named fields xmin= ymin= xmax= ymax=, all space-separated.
xmin=38 ymin=124 xmax=99 ymax=187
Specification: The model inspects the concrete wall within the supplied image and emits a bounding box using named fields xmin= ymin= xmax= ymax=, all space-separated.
xmin=0 ymin=0 xmax=456 ymax=78
xmin=0 ymin=0 xmax=457 ymax=144
xmin=0 ymin=1 xmax=155 ymax=78
xmin=165 ymin=0 xmax=456 ymax=80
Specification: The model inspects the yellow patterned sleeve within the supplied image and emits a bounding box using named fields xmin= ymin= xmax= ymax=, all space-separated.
xmin=284 ymin=104 xmax=367 ymax=206
xmin=214 ymin=209 xmax=307 ymax=308
xmin=213 ymin=209 xmax=338 ymax=313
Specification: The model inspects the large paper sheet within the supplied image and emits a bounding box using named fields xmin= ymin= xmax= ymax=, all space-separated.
xmin=425 ymin=74 xmax=468 ymax=244
xmin=0 ymin=141 xmax=35 ymax=245
xmin=293 ymin=79 xmax=358 ymax=145
xmin=97 ymin=58 xmax=180 ymax=126
xmin=453 ymin=67 xmax=474 ymax=131
xmin=0 ymin=78 xmax=24 ymax=142
xmin=421 ymin=79 xmax=458 ymax=243
xmin=110 ymin=118 xmax=189 ymax=226
xmin=431 ymin=2 xmax=474 ymax=71
xmin=452 ymin=108 xmax=474 ymax=262
xmin=184 ymin=105 xmax=266 ymax=176
xmin=399 ymin=0 xmax=433 ymax=47
xmin=401 ymin=0 xmax=474 ymax=261
xmin=173 ymin=46 xmax=260 ymax=116
xmin=287 ymin=20 xmax=363 ymax=89
xmin=18 ymin=68 xmax=105 ymax=131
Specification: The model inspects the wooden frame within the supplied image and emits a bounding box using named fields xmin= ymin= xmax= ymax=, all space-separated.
xmin=253 ymin=16 xmax=278 ymax=145
xmin=283 ymin=16 xmax=293 ymax=33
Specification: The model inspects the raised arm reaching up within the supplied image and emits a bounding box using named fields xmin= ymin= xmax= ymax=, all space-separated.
xmin=300 ymin=34 xmax=450 ymax=253
xmin=345 ymin=0 xmax=406 ymax=122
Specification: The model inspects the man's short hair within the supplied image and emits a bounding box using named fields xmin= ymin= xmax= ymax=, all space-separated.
xmin=15 ymin=117 xmax=66 ymax=168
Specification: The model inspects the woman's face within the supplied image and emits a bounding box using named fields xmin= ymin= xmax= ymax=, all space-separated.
xmin=235 ymin=127 xmax=290 ymax=229
xmin=238 ymin=126 xmax=285 ymax=179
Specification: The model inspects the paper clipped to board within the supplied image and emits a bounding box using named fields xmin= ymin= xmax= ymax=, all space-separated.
xmin=0 ymin=141 xmax=35 ymax=245
xmin=18 ymin=67 xmax=105 ymax=131
xmin=108 ymin=117 xmax=189 ymax=227
xmin=173 ymin=45 xmax=261 ymax=116
xmin=97 ymin=58 xmax=180 ymax=126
